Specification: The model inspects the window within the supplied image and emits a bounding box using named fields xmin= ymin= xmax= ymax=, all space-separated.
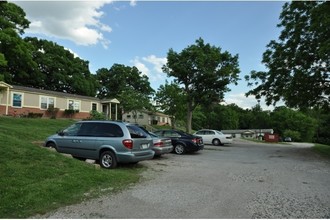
xmin=139 ymin=114 xmax=144 ymax=119
xmin=12 ymin=93 xmax=22 ymax=107
xmin=68 ymin=100 xmax=80 ymax=110
xmin=127 ymin=125 xmax=148 ymax=138
xmin=78 ymin=122 xmax=124 ymax=137
xmin=205 ymin=130 xmax=215 ymax=135
xmin=163 ymin=130 xmax=180 ymax=138
xmin=196 ymin=131 xmax=205 ymax=135
xmin=127 ymin=115 xmax=131 ymax=119
xmin=63 ymin=123 xmax=82 ymax=136
xmin=92 ymin=103 xmax=97 ymax=111
xmin=40 ymin=96 xmax=55 ymax=109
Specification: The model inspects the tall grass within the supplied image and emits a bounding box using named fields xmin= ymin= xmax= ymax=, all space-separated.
xmin=0 ymin=117 xmax=144 ymax=218
xmin=313 ymin=143 xmax=330 ymax=158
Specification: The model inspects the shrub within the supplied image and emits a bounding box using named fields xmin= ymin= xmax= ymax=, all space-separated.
xmin=64 ymin=109 xmax=79 ymax=118
xmin=88 ymin=110 xmax=106 ymax=120
xmin=47 ymin=106 xmax=59 ymax=119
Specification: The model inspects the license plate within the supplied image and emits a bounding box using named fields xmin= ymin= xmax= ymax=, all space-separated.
xmin=141 ymin=144 xmax=149 ymax=149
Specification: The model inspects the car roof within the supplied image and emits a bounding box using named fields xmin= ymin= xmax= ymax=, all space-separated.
xmin=196 ymin=129 xmax=217 ymax=132
xmin=76 ymin=120 xmax=126 ymax=125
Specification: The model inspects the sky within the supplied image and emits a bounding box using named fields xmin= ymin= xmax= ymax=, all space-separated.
xmin=12 ymin=0 xmax=286 ymax=110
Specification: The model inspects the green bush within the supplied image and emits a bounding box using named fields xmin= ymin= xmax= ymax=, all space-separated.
xmin=64 ymin=109 xmax=79 ymax=118
xmin=88 ymin=110 xmax=106 ymax=120
xmin=27 ymin=113 xmax=43 ymax=118
xmin=47 ymin=106 xmax=59 ymax=119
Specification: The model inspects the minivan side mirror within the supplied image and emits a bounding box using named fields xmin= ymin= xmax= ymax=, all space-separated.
xmin=58 ymin=130 xmax=65 ymax=136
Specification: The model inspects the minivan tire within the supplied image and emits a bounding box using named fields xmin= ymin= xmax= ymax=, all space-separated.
xmin=46 ymin=142 xmax=57 ymax=151
xmin=100 ymin=151 xmax=117 ymax=169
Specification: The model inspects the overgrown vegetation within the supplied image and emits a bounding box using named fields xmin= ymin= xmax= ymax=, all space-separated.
xmin=0 ymin=117 xmax=145 ymax=218
xmin=313 ymin=144 xmax=330 ymax=158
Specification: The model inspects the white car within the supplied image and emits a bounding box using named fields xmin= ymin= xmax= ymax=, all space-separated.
xmin=194 ymin=129 xmax=233 ymax=146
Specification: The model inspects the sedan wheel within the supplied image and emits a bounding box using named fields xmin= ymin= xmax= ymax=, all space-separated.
xmin=212 ymin=139 xmax=221 ymax=146
xmin=174 ymin=144 xmax=185 ymax=155
xmin=100 ymin=151 xmax=117 ymax=169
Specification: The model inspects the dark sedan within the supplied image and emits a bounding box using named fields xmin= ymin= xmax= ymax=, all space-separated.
xmin=153 ymin=129 xmax=204 ymax=155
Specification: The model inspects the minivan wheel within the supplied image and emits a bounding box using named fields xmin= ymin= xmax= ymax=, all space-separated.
xmin=174 ymin=144 xmax=185 ymax=155
xmin=100 ymin=151 xmax=117 ymax=169
xmin=212 ymin=139 xmax=221 ymax=146
xmin=46 ymin=142 xmax=57 ymax=151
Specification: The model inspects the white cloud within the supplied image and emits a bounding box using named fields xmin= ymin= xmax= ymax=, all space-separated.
xmin=14 ymin=1 xmax=113 ymax=48
xmin=131 ymin=55 xmax=167 ymax=82
xmin=130 ymin=0 xmax=137 ymax=7
xmin=142 ymin=55 xmax=167 ymax=73
xmin=130 ymin=57 xmax=150 ymax=77
xmin=224 ymin=93 xmax=278 ymax=111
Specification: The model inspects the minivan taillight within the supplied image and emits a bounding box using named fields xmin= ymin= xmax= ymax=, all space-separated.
xmin=122 ymin=139 xmax=133 ymax=149
xmin=192 ymin=138 xmax=198 ymax=143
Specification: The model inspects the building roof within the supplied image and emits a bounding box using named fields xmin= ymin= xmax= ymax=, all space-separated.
xmin=9 ymin=84 xmax=119 ymax=103
xmin=222 ymin=129 xmax=274 ymax=134
xmin=12 ymin=85 xmax=100 ymax=101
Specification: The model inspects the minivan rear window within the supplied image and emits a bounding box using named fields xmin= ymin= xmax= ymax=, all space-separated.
xmin=127 ymin=125 xmax=149 ymax=138
xmin=78 ymin=122 xmax=124 ymax=137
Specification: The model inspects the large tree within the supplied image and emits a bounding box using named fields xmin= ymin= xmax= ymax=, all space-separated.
xmin=0 ymin=1 xmax=39 ymax=85
xmin=270 ymin=106 xmax=317 ymax=142
xmin=163 ymin=38 xmax=240 ymax=133
xmin=154 ymin=81 xmax=186 ymax=128
xmin=25 ymin=37 xmax=99 ymax=96
xmin=245 ymin=1 xmax=330 ymax=110
xmin=96 ymin=64 xmax=154 ymax=113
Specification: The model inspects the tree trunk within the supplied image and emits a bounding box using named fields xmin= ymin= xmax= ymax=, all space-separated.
xmin=171 ymin=116 xmax=176 ymax=129
xmin=186 ymin=101 xmax=193 ymax=133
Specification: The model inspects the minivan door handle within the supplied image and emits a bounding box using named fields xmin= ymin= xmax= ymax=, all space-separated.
xmin=72 ymin=140 xmax=82 ymax=143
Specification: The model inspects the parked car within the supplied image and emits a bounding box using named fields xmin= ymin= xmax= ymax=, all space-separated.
xmin=44 ymin=121 xmax=155 ymax=169
xmin=193 ymin=129 xmax=233 ymax=146
xmin=153 ymin=129 xmax=204 ymax=155
xmin=284 ymin=137 xmax=292 ymax=142
xmin=149 ymin=132 xmax=173 ymax=157
xmin=133 ymin=124 xmax=173 ymax=157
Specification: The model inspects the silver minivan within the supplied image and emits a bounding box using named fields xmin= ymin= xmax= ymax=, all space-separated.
xmin=44 ymin=121 xmax=155 ymax=169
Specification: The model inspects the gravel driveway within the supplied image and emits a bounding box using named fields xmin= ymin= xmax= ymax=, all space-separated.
xmin=34 ymin=139 xmax=330 ymax=218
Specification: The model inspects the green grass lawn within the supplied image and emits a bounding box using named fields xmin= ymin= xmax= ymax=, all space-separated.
xmin=0 ymin=117 xmax=145 ymax=218
xmin=312 ymin=143 xmax=330 ymax=158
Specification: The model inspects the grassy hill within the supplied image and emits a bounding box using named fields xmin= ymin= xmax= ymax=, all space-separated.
xmin=0 ymin=117 xmax=144 ymax=218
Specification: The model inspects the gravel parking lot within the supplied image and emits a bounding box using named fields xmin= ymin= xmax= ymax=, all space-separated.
xmin=34 ymin=139 xmax=330 ymax=218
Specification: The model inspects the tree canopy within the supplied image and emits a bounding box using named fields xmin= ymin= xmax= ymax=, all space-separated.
xmin=96 ymin=64 xmax=155 ymax=113
xmin=154 ymin=81 xmax=186 ymax=128
xmin=0 ymin=2 xmax=98 ymax=96
xmin=245 ymin=1 xmax=330 ymax=110
xmin=0 ymin=1 xmax=38 ymax=85
xmin=163 ymin=38 xmax=240 ymax=132
xmin=25 ymin=37 xmax=99 ymax=96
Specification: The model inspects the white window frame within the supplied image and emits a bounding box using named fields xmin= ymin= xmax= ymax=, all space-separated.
xmin=12 ymin=92 xmax=23 ymax=108
xmin=40 ymin=96 xmax=55 ymax=110
xmin=68 ymin=99 xmax=80 ymax=111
